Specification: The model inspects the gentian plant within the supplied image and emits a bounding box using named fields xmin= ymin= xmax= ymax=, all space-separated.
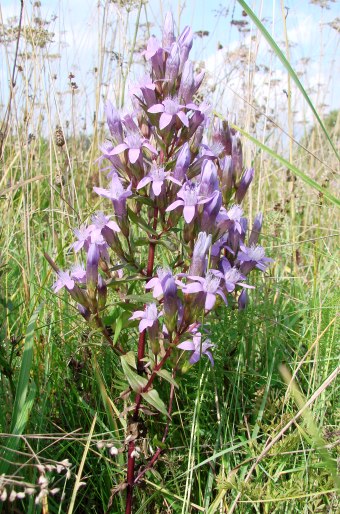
xmin=45 ymin=12 xmax=272 ymax=513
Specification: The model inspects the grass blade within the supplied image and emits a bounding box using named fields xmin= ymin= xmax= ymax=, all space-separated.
xmin=230 ymin=121 xmax=340 ymax=208
xmin=237 ymin=0 xmax=339 ymax=161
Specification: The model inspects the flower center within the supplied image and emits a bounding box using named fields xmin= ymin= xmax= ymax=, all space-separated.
xmin=163 ymin=98 xmax=179 ymax=115
xmin=146 ymin=303 xmax=158 ymax=320
xmin=151 ymin=166 xmax=166 ymax=181
xmin=125 ymin=133 xmax=142 ymax=149
xmin=92 ymin=212 xmax=110 ymax=229
xmin=204 ymin=272 xmax=220 ymax=293
xmin=248 ymin=245 xmax=265 ymax=261
xmin=109 ymin=174 xmax=125 ymax=199
xmin=183 ymin=182 xmax=199 ymax=206
xmin=224 ymin=267 xmax=242 ymax=283
xmin=227 ymin=205 xmax=243 ymax=221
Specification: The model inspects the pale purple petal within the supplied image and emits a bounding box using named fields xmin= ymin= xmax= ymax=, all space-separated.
xmin=167 ymin=176 xmax=182 ymax=186
xmin=72 ymin=241 xmax=84 ymax=253
xmin=129 ymin=310 xmax=145 ymax=320
xmin=139 ymin=318 xmax=155 ymax=332
xmin=159 ymin=112 xmax=173 ymax=130
xmin=205 ymin=293 xmax=216 ymax=310
xmin=152 ymin=180 xmax=163 ymax=196
xmin=137 ymin=176 xmax=152 ymax=190
xmin=166 ymin=199 xmax=184 ymax=212
xmin=148 ymin=104 xmax=165 ymax=114
xmin=93 ymin=186 xmax=111 ymax=198
xmin=178 ymin=340 xmax=195 ymax=351
xmin=189 ymin=351 xmax=201 ymax=364
xmin=129 ymin=148 xmax=140 ymax=163
xmin=183 ymin=282 xmax=203 ymax=294
xmin=143 ymin=142 xmax=158 ymax=155
xmin=183 ymin=205 xmax=196 ymax=223
xmin=110 ymin=143 xmax=128 ymax=155
xmin=205 ymin=351 xmax=214 ymax=366
xmin=216 ymin=290 xmax=228 ymax=305
xmin=177 ymin=111 xmax=189 ymax=127
xmin=107 ymin=220 xmax=120 ymax=232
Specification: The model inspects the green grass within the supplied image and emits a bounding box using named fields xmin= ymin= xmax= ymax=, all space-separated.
xmin=0 ymin=0 xmax=339 ymax=512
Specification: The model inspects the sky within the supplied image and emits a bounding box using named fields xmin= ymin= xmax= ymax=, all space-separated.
xmin=1 ymin=0 xmax=339 ymax=137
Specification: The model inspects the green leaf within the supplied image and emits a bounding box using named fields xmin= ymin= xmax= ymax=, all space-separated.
xmin=141 ymin=389 xmax=170 ymax=418
xmin=124 ymin=351 xmax=137 ymax=370
xmin=125 ymin=292 xmax=155 ymax=303
xmin=236 ymin=0 xmax=339 ymax=161
xmin=127 ymin=207 xmax=158 ymax=236
xmin=228 ymin=122 xmax=340 ymax=208
xmin=0 ymin=305 xmax=42 ymax=476
xmin=121 ymin=356 xmax=148 ymax=392
xmin=156 ymin=369 xmax=179 ymax=388
xmin=113 ymin=311 xmax=131 ymax=345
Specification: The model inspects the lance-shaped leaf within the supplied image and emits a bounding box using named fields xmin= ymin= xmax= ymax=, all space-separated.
xmin=141 ymin=389 xmax=170 ymax=418
xmin=156 ymin=368 xmax=179 ymax=388
xmin=121 ymin=356 xmax=148 ymax=392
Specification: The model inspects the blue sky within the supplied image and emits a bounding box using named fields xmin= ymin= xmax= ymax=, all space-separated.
xmin=1 ymin=0 xmax=339 ymax=133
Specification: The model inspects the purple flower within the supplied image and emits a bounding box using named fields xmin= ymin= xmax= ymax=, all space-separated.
xmin=110 ymin=132 xmax=157 ymax=164
xmin=129 ymin=303 xmax=161 ymax=333
xmin=237 ymin=244 xmax=272 ymax=274
xmin=220 ymin=258 xmax=252 ymax=292
xmin=137 ymin=165 xmax=181 ymax=196
xmin=148 ymin=97 xmax=196 ymax=130
xmin=225 ymin=205 xmax=244 ymax=234
xmin=90 ymin=211 xmax=120 ymax=239
xmin=199 ymin=160 xmax=219 ymax=198
xmin=145 ymin=267 xmax=173 ymax=298
xmin=166 ymin=181 xmax=211 ymax=223
xmin=93 ymin=173 xmax=132 ymax=224
xmin=130 ymin=76 xmax=157 ymax=108
xmin=181 ymin=269 xmax=227 ymax=311
xmin=71 ymin=224 xmax=91 ymax=253
xmin=219 ymin=155 xmax=234 ymax=203
xmin=52 ymin=271 xmax=75 ymax=293
xmin=178 ymin=332 xmax=214 ymax=366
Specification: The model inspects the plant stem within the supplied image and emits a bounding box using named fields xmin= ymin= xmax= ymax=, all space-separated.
xmin=126 ymin=206 xmax=159 ymax=512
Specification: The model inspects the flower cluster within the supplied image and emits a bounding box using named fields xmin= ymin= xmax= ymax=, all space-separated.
xmin=47 ymin=12 xmax=271 ymax=369
xmin=45 ymin=14 xmax=272 ymax=503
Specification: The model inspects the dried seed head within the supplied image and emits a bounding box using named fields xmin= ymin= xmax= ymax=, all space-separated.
xmin=55 ymin=126 xmax=65 ymax=147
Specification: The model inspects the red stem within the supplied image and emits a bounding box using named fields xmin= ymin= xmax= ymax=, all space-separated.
xmin=125 ymin=441 xmax=135 ymax=514
xmin=126 ymin=207 xmax=158 ymax=512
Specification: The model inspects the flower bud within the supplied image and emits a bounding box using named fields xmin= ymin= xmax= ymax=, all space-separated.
xmin=98 ymin=275 xmax=107 ymax=311
xmin=174 ymin=142 xmax=191 ymax=181
xmin=189 ymin=232 xmax=212 ymax=277
xmin=235 ymin=167 xmax=254 ymax=203
xmin=231 ymin=132 xmax=243 ymax=180
xmin=238 ymin=289 xmax=249 ymax=310
xmin=179 ymin=61 xmax=195 ymax=103
xmin=77 ymin=304 xmax=91 ymax=320
xmin=105 ymin=101 xmax=123 ymax=143
xmin=220 ymin=156 xmax=234 ymax=205
xmin=162 ymin=11 xmax=175 ymax=49
xmin=178 ymin=26 xmax=193 ymax=72
xmin=201 ymin=192 xmax=222 ymax=233
xmin=86 ymin=243 xmax=99 ymax=300
xmin=163 ymin=274 xmax=178 ymax=333
xmin=249 ymin=212 xmax=263 ymax=246
xmin=165 ymin=43 xmax=180 ymax=86
xmin=200 ymin=160 xmax=219 ymax=198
